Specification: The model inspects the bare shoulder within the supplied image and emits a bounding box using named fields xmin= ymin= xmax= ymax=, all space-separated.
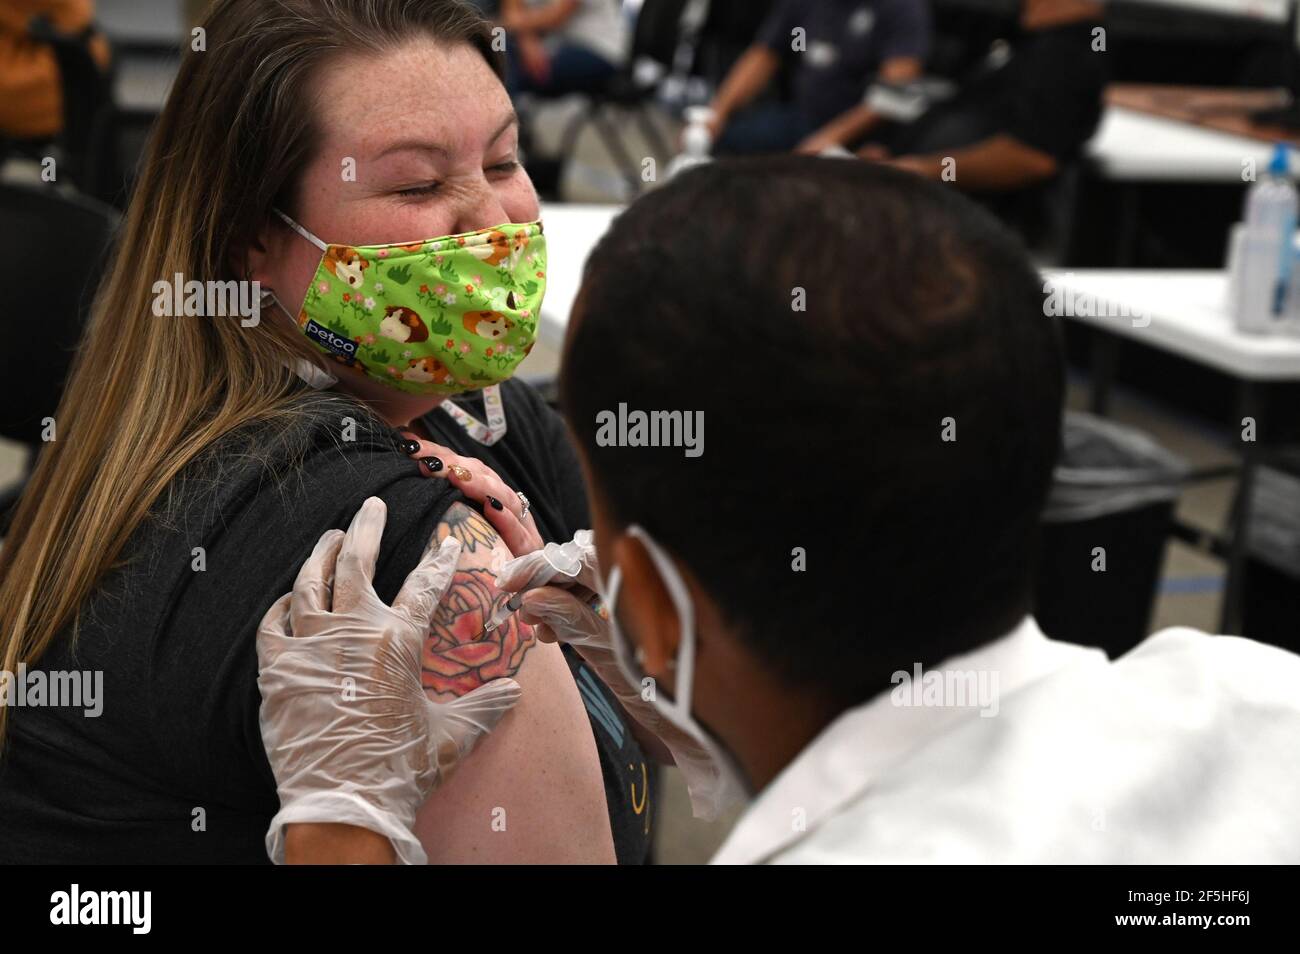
xmin=414 ymin=502 xmax=616 ymax=863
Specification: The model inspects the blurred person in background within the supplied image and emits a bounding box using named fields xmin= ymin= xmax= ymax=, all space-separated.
xmin=0 ymin=0 xmax=110 ymax=142
xmin=500 ymin=0 xmax=629 ymax=98
xmin=707 ymin=0 xmax=930 ymax=156
xmin=864 ymin=0 xmax=1108 ymax=197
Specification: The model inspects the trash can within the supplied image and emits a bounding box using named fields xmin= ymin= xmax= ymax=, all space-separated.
xmin=1033 ymin=412 xmax=1189 ymax=658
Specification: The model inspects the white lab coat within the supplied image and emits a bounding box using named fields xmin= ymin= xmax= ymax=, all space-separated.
xmin=711 ymin=617 xmax=1300 ymax=864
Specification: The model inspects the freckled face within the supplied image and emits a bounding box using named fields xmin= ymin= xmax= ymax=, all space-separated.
xmin=256 ymin=38 xmax=538 ymax=414
xmin=263 ymin=40 xmax=536 ymax=307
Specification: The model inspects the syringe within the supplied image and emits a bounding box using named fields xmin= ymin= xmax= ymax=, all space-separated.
xmin=482 ymin=537 xmax=587 ymax=633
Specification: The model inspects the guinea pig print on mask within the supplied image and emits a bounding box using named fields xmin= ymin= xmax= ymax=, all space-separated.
xmin=275 ymin=210 xmax=546 ymax=395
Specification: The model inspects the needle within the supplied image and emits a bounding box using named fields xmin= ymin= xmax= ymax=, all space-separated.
xmin=480 ymin=539 xmax=587 ymax=637
xmin=483 ymin=592 xmax=524 ymax=633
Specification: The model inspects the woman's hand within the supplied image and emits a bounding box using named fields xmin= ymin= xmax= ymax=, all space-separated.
xmin=256 ymin=496 xmax=523 ymax=865
xmin=795 ymin=130 xmax=842 ymax=156
xmin=400 ymin=431 xmax=544 ymax=558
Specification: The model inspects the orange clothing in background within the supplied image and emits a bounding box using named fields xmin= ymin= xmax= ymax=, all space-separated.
xmin=0 ymin=0 xmax=110 ymax=139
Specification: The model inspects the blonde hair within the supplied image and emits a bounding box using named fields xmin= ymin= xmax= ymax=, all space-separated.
xmin=0 ymin=0 xmax=500 ymax=747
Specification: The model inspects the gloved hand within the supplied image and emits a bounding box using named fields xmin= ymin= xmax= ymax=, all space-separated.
xmin=257 ymin=496 xmax=522 ymax=865
xmin=495 ymin=531 xmax=739 ymax=821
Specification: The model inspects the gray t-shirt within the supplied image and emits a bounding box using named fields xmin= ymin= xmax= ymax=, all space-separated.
xmin=0 ymin=381 xmax=652 ymax=864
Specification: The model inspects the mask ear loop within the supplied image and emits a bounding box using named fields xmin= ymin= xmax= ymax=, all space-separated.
xmin=248 ymin=244 xmax=340 ymax=390
xmin=625 ymin=525 xmax=696 ymax=720
xmin=273 ymin=208 xmax=328 ymax=252
xmin=612 ymin=528 xmax=753 ymax=814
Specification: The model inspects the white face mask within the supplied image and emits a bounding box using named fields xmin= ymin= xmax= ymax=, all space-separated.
xmin=599 ymin=525 xmax=751 ymax=812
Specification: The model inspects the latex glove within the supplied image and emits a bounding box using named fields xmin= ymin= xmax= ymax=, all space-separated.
xmin=495 ymin=531 xmax=737 ymax=821
xmin=257 ymin=496 xmax=522 ymax=864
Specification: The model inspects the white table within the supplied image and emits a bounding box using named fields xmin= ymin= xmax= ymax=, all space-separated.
xmin=537 ymin=202 xmax=622 ymax=348
xmin=1043 ymin=270 xmax=1300 ymax=379
xmin=1044 ymin=269 xmax=1300 ymax=633
xmin=542 ymin=228 xmax=1300 ymax=380
xmin=1124 ymin=0 xmax=1287 ymax=20
xmin=1081 ymin=107 xmax=1293 ymax=269
xmin=1085 ymin=107 xmax=1288 ymax=184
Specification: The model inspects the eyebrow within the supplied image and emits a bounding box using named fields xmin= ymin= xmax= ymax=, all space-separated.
xmin=371 ymin=111 xmax=519 ymax=162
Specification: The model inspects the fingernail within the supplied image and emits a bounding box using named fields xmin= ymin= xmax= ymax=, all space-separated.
xmin=422 ymin=456 xmax=444 ymax=473
xmin=451 ymin=465 xmax=471 ymax=480
xmin=487 ymin=495 xmax=503 ymax=511
xmin=402 ymin=439 xmax=421 ymax=455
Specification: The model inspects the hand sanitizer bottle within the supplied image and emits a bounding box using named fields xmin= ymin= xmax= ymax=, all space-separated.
xmin=667 ymin=107 xmax=715 ymax=180
xmin=1236 ymin=144 xmax=1297 ymax=334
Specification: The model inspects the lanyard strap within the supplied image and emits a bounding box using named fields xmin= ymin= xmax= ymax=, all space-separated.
xmin=439 ymin=384 xmax=508 ymax=445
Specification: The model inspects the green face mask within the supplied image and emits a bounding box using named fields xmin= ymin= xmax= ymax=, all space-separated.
xmin=274 ymin=209 xmax=546 ymax=394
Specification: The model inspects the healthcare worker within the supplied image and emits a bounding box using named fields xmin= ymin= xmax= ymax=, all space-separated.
xmin=258 ymin=156 xmax=1300 ymax=864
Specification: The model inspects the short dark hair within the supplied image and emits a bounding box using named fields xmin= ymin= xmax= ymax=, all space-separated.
xmin=561 ymin=156 xmax=1063 ymax=705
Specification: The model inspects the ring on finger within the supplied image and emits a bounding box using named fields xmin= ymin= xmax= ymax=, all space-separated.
xmin=516 ymin=492 xmax=531 ymax=521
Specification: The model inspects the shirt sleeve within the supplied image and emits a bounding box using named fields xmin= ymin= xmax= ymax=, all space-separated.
xmin=755 ymin=0 xmax=802 ymax=54
xmin=250 ymin=459 xmax=463 ymax=788
xmin=153 ymin=434 xmax=464 ymax=811
xmin=1002 ymin=32 xmax=1108 ymax=162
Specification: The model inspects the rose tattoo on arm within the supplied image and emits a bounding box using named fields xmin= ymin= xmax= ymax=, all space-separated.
xmin=422 ymin=505 xmax=537 ymax=697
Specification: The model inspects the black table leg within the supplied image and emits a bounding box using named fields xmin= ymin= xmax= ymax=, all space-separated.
xmin=1219 ymin=380 xmax=1263 ymax=635
xmin=1089 ymin=330 xmax=1120 ymax=417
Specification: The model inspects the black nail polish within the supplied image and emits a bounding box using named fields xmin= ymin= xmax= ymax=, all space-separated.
xmin=401 ymin=439 xmax=421 ymax=455
xmin=422 ymin=456 xmax=444 ymax=473
xmin=487 ymin=495 xmax=503 ymax=511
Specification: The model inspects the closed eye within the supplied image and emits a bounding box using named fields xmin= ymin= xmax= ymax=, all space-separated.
xmin=396 ymin=182 xmax=441 ymax=197
xmin=396 ymin=162 xmax=516 ymax=197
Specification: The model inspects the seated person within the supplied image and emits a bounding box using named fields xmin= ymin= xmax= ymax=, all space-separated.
xmin=864 ymin=0 xmax=1108 ymax=198
xmin=707 ymin=0 xmax=930 ymax=156
xmin=0 ymin=0 xmax=651 ymax=865
xmin=500 ymin=0 xmax=629 ymax=98
xmin=0 ymin=0 xmax=111 ymax=142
